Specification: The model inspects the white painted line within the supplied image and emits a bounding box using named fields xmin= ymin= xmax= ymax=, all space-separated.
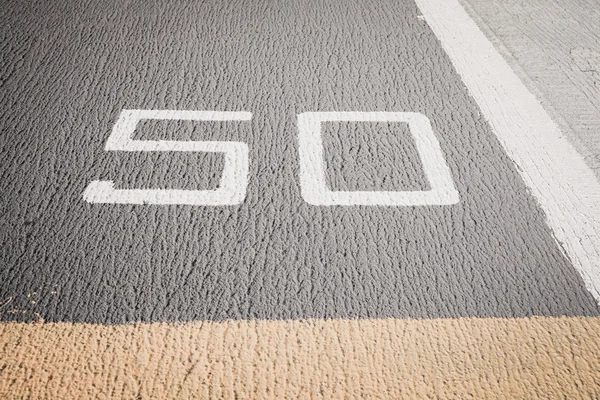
xmin=298 ymin=112 xmax=459 ymax=206
xmin=83 ymin=109 xmax=251 ymax=205
xmin=415 ymin=0 xmax=600 ymax=302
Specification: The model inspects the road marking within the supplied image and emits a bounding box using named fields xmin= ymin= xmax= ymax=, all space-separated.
xmin=297 ymin=112 xmax=459 ymax=206
xmin=415 ymin=0 xmax=600 ymax=302
xmin=83 ymin=110 xmax=251 ymax=205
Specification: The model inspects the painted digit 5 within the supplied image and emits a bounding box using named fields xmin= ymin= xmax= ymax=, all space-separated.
xmin=83 ymin=110 xmax=251 ymax=205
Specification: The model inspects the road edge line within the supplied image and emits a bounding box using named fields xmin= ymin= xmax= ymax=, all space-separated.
xmin=415 ymin=0 xmax=600 ymax=302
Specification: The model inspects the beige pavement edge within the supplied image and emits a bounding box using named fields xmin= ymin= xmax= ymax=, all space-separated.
xmin=1 ymin=316 xmax=600 ymax=399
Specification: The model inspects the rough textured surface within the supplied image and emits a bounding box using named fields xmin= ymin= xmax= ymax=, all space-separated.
xmin=1 ymin=317 xmax=600 ymax=399
xmin=2 ymin=0 xmax=600 ymax=397
xmin=1 ymin=0 xmax=598 ymax=324
xmin=460 ymin=0 xmax=600 ymax=178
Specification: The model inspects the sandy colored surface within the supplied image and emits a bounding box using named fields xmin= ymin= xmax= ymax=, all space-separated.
xmin=1 ymin=316 xmax=600 ymax=399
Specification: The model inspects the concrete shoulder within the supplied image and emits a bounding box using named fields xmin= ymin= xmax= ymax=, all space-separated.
xmin=460 ymin=0 xmax=600 ymax=179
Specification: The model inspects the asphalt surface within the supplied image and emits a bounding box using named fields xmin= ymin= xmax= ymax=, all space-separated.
xmin=1 ymin=0 xmax=599 ymax=325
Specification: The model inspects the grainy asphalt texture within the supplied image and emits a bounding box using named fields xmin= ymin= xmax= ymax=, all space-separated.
xmin=1 ymin=0 xmax=599 ymax=325
xmin=3 ymin=1 xmax=600 ymax=398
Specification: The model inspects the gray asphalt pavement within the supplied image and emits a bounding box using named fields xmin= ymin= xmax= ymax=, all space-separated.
xmin=1 ymin=0 xmax=599 ymax=324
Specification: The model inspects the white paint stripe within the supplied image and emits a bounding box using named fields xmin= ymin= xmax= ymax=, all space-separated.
xmin=415 ymin=0 xmax=600 ymax=302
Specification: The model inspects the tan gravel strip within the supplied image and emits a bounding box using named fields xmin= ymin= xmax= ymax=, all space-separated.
xmin=1 ymin=316 xmax=599 ymax=399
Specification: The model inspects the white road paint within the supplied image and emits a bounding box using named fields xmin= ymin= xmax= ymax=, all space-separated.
xmin=416 ymin=0 xmax=600 ymax=302
xmin=83 ymin=110 xmax=251 ymax=205
xmin=297 ymin=112 xmax=459 ymax=206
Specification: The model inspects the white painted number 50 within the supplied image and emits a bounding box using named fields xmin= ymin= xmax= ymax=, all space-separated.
xmin=84 ymin=109 xmax=458 ymax=207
